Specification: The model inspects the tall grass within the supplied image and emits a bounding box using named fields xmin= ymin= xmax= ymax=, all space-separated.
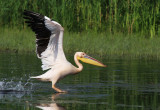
xmin=0 ymin=28 xmax=35 ymax=52
xmin=1 ymin=28 xmax=160 ymax=58
xmin=0 ymin=0 xmax=160 ymax=37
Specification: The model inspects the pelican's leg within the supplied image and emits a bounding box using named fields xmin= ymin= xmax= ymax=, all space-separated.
xmin=52 ymin=85 xmax=62 ymax=92
xmin=52 ymin=81 xmax=67 ymax=93
xmin=52 ymin=85 xmax=66 ymax=93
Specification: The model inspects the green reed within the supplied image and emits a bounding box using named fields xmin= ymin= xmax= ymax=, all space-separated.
xmin=0 ymin=0 xmax=160 ymax=37
xmin=1 ymin=28 xmax=160 ymax=58
xmin=0 ymin=28 xmax=35 ymax=52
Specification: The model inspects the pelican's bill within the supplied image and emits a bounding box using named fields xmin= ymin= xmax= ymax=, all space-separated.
xmin=78 ymin=55 xmax=106 ymax=67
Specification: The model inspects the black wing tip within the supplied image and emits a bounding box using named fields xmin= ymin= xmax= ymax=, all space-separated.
xmin=23 ymin=10 xmax=33 ymax=16
xmin=23 ymin=10 xmax=44 ymax=18
xmin=23 ymin=10 xmax=38 ymax=15
xmin=23 ymin=10 xmax=45 ymax=23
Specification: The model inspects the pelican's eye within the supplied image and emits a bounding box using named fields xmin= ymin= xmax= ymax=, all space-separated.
xmin=82 ymin=53 xmax=86 ymax=58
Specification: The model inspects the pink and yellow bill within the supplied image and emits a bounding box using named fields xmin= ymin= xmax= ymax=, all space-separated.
xmin=78 ymin=55 xmax=106 ymax=67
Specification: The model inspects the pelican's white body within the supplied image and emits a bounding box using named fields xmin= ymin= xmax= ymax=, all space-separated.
xmin=31 ymin=61 xmax=77 ymax=85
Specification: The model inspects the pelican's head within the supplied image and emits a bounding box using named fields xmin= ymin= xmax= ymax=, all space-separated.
xmin=76 ymin=52 xmax=106 ymax=67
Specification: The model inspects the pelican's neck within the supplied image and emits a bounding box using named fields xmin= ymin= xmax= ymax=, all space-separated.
xmin=74 ymin=53 xmax=83 ymax=72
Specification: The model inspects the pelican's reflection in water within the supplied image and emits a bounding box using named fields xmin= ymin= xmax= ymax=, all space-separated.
xmin=36 ymin=93 xmax=66 ymax=110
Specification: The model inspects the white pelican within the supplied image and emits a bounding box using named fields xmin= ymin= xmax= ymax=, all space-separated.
xmin=23 ymin=10 xmax=106 ymax=93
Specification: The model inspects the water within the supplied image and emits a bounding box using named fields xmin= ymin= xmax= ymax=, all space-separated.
xmin=0 ymin=53 xmax=160 ymax=110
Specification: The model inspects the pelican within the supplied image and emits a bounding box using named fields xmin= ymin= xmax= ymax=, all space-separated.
xmin=23 ymin=10 xmax=106 ymax=93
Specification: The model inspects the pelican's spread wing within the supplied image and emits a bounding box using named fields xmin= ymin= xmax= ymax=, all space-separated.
xmin=23 ymin=10 xmax=67 ymax=70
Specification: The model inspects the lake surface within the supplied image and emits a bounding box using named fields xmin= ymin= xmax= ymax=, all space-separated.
xmin=0 ymin=53 xmax=160 ymax=110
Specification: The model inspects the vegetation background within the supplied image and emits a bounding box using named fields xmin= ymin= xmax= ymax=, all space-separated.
xmin=0 ymin=0 xmax=160 ymax=57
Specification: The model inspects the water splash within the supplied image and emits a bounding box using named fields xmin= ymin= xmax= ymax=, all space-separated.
xmin=0 ymin=78 xmax=33 ymax=93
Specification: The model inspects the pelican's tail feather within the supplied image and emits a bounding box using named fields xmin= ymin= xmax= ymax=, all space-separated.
xmin=30 ymin=69 xmax=52 ymax=81
xmin=30 ymin=76 xmax=40 ymax=79
xmin=30 ymin=76 xmax=50 ymax=81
